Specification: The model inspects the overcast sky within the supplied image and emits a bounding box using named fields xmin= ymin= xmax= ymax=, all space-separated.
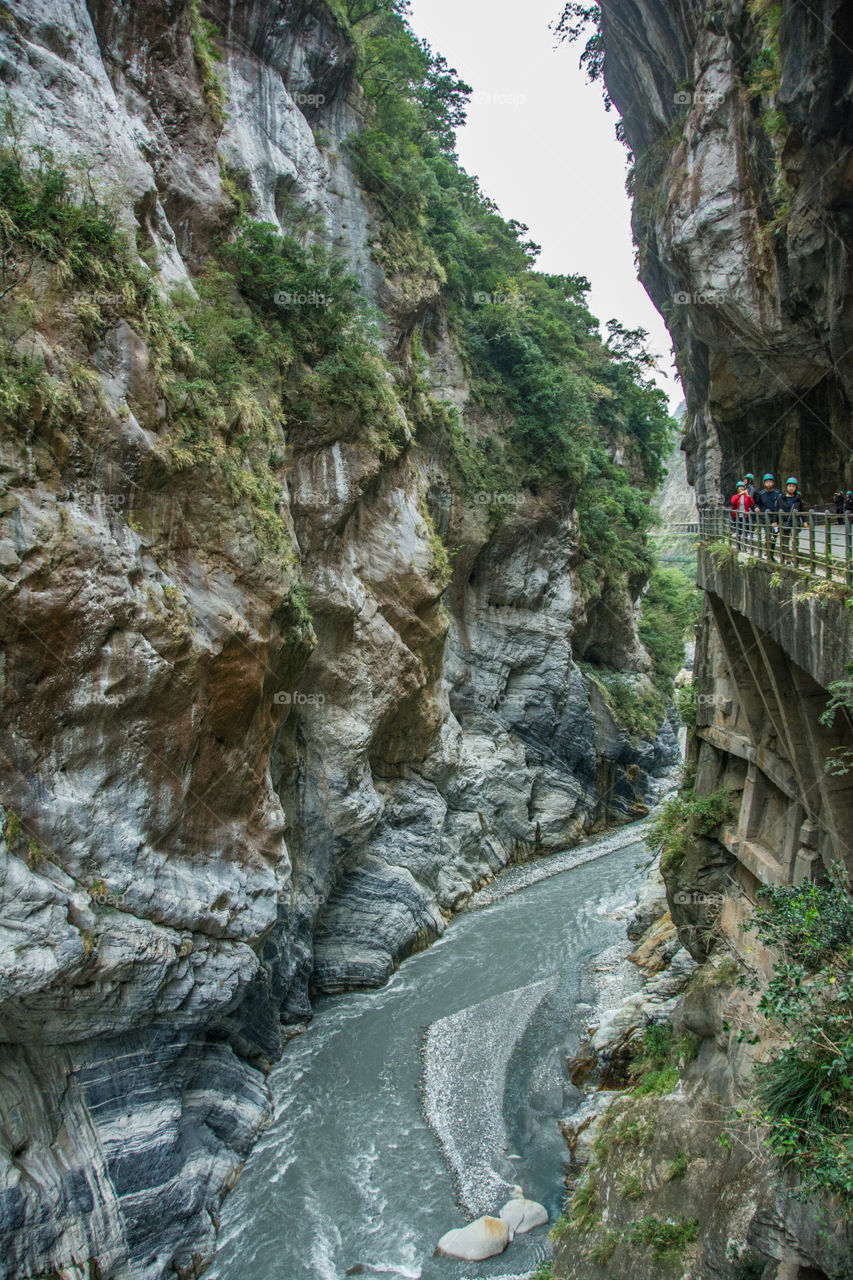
xmin=407 ymin=0 xmax=684 ymax=411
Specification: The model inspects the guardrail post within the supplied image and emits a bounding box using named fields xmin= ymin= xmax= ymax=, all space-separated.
xmin=846 ymin=513 xmax=852 ymax=589
xmin=822 ymin=510 xmax=833 ymax=581
xmin=808 ymin=512 xmax=817 ymax=574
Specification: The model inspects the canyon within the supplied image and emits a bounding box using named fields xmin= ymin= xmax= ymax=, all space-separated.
xmin=2 ymin=0 xmax=851 ymax=1277
xmin=0 ymin=1 xmax=678 ymax=1276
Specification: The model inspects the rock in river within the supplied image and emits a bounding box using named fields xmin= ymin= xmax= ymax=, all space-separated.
xmin=435 ymin=1215 xmax=511 ymax=1260
xmin=498 ymin=1185 xmax=549 ymax=1234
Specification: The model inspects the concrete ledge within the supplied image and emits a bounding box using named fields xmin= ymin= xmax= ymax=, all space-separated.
xmin=697 ymin=548 xmax=853 ymax=688
xmin=721 ymin=824 xmax=788 ymax=886
xmin=697 ymin=724 xmax=799 ymax=801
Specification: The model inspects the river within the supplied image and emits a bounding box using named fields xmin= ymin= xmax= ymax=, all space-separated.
xmin=212 ymin=824 xmax=650 ymax=1280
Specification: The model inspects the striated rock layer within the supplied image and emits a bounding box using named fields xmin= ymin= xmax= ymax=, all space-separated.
xmin=599 ymin=0 xmax=853 ymax=503
xmin=0 ymin=2 xmax=676 ymax=1276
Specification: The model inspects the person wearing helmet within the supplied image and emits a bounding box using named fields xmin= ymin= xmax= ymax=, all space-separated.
xmin=780 ymin=477 xmax=803 ymax=564
xmin=846 ymin=491 xmax=853 ymax=516
xmin=835 ymin=490 xmax=845 ymax=525
xmin=754 ymin=473 xmax=781 ymax=558
xmin=744 ymin=473 xmax=756 ymax=501
xmin=731 ymin=480 xmax=754 ymax=548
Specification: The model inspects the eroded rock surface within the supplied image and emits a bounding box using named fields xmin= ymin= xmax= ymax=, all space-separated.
xmin=0 ymin=2 xmax=676 ymax=1275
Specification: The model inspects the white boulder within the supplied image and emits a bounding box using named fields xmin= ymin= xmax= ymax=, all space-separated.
xmin=498 ymin=1185 xmax=549 ymax=1234
xmin=435 ymin=1215 xmax=512 ymax=1260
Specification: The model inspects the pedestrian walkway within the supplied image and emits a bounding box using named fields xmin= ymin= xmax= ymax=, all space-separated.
xmin=699 ymin=507 xmax=853 ymax=589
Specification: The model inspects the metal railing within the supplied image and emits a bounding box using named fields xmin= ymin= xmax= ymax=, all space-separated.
xmin=699 ymin=506 xmax=853 ymax=588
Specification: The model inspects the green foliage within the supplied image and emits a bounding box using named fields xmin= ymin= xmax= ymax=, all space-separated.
xmin=339 ymin=0 xmax=674 ymax=597
xmin=619 ymin=1171 xmax=645 ymax=1199
xmin=2 ymin=809 xmax=21 ymax=848
xmin=630 ymin=1021 xmax=697 ymax=1095
xmin=562 ymin=1174 xmax=600 ymax=1233
xmin=189 ymin=0 xmax=226 ymax=120
xmin=675 ymin=682 xmax=697 ymax=728
xmin=645 ymin=784 xmax=735 ymax=873
xmin=664 ymin=1149 xmax=690 ymax=1181
xmin=529 ymin=1263 xmax=553 ymax=1280
xmin=628 ymin=1215 xmax=699 ymax=1261
xmin=593 ymin=1107 xmax=655 ymax=1157
xmin=0 ymin=139 xmax=142 ymax=431
xmin=549 ymin=1212 xmax=573 ymax=1243
xmin=553 ymin=5 xmax=609 ymax=110
xmin=168 ymin=218 xmax=405 ymax=469
xmin=820 ymin=663 xmax=853 ymax=777
xmin=639 ymin=567 xmax=699 ymax=687
xmin=586 ymin=1229 xmax=621 ymax=1263
xmin=583 ymin=667 xmax=668 ymax=741
xmin=633 ymin=1063 xmax=678 ymax=1096
xmin=751 ymin=873 xmax=853 ymax=1207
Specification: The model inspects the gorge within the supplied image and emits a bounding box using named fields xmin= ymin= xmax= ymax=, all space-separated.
xmin=1 ymin=1 xmax=852 ymax=1279
xmin=0 ymin=1 xmax=681 ymax=1276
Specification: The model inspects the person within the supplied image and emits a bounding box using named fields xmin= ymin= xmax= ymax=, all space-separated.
xmin=846 ymin=491 xmax=853 ymax=515
xmin=744 ymin=473 xmax=756 ymax=501
xmin=754 ymin=473 xmax=781 ymax=558
xmin=835 ymin=491 xmax=845 ymax=526
xmin=780 ymin=477 xmax=803 ymax=564
xmin=730 ymin=481 xmax=754 ymax=548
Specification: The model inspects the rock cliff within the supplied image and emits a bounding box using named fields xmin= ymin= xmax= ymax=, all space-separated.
xmin=0 ymin=1 xmax=678 ymax=1275
xmin=599 ymin=0 xmax=853 ymax=504
xmin=547 ymin=2 xmax=853 ymax=1277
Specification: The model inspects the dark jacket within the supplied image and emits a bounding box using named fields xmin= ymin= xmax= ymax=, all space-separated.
xmin=780 ymin=493 xmax=803 ymax=526
xmin=846 ymin=495 xmax=853 ymax=514
xmin=755 ymin=488 xmax=782 ymax=517
xmin=835 ymin=492 xmax=845 ymax=514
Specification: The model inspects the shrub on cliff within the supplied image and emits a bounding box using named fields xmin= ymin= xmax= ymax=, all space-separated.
xmin=645 ymin=785 xmax=736 ymax=874
xmin=751 ymin=875 xmax=853 ymax=1208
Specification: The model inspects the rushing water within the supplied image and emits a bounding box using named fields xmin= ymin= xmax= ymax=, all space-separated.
xmin=213 ymin=825 xmax=649 ymax=1280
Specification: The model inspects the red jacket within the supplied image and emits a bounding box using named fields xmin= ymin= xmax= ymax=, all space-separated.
xmin=731 ymin=492 xmax=754 ymax=515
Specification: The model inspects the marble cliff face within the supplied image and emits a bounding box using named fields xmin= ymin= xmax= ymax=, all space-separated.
xmin=0 ymin=2 xmax=675 ymax=1274
xmin=544 ymin=5 xmax=853 ymax=1278
xmin=599 ymin=0 xmax=853 ymax=504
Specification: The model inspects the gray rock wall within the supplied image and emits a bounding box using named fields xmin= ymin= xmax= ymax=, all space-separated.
xmin=600 ymin=0 xmax=853 ymax=505
xmin=0 ymin=2 xmax=675 ymax=1275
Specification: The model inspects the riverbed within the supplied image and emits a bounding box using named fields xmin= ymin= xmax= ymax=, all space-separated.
xmin=212 ymin=823 xmax=649 ymax=1280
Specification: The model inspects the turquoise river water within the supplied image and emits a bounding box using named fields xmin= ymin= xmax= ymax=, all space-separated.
xmin=213 ymin=825 xmax=649 ymax=1280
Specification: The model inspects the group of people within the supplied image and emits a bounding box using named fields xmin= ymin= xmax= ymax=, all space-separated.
xmin=833 ymin=490 xmax=853 ymax=523
xmin=729 ymin=473 xmax=807 ymax=558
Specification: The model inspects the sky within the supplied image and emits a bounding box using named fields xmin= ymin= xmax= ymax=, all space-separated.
xmin=407 ymin=0 xmax=684 ymax=412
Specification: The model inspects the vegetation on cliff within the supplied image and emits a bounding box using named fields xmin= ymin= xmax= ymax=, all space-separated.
xmin=0 ymin=0 xmax=683 ymax=723
xmin=333 ymin=0 xmax=676 ymax=600
xmin=751 ymin=876 xmax=853 ymax=1208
